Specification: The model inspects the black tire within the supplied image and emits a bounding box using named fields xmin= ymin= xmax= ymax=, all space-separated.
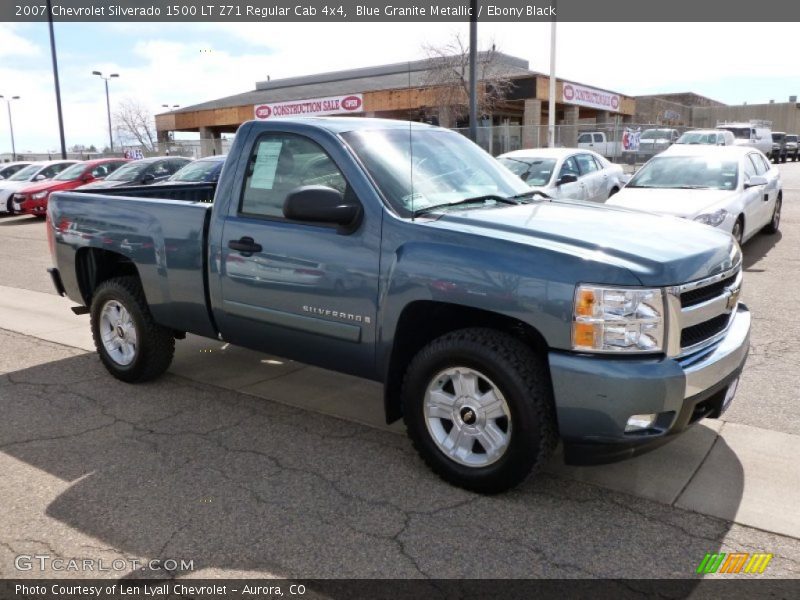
xmin=732 ymin=216 xmax=744 ymax=245
xmin=90 ymin=276 xmax=175 ymax=383
xmin=6 ymin=197 xmax=14 ymax=215
xmin=402 ymin=328 xmax=557 ymax=494
xmin=763 ymin=197 xmax=781 ymax=234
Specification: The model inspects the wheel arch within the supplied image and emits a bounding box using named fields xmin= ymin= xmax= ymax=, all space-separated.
xmin=75 ymin=247 xmax=141 ymax=307
xmin=382 ymin=300 xmax=549 ymax=424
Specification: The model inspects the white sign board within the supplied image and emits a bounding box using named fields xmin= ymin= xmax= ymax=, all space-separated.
xmin=254 ymin=94 xmax=364 ymax=120
xmin=562 ymin=83 xmax=621 ymax=112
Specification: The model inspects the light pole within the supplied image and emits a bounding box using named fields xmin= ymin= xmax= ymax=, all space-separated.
xmin=161 ymin=104 xmax=180 ymax=110
xmin=93 ymin=71 xmax=119 ymax=151
xmin=0 ymin=95 xmax=20 ymax=161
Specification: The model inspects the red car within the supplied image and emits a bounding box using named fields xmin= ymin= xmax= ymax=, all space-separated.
xmin=12 ymin=158 xmax=129 ymax=216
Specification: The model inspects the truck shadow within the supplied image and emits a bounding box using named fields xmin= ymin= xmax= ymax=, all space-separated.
xmin=0 ymin=351 xmax=744 ymax=581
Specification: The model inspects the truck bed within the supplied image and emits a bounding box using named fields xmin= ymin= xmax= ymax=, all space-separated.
xmin=49 ymin=189 xmax=217 ymax=338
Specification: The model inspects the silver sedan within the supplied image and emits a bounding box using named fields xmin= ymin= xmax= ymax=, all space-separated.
xmin=497 ymin=147 xmax=628 ymax=202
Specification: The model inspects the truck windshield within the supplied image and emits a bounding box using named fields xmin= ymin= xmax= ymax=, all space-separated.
xmin=342 ymin=129 xmax=530 ymax=217
xmin=627 ymin=156 xmax=739 ymax=191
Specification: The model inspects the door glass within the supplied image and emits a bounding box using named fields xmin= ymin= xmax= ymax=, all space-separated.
xmin=558 ymin=156 xmax=580 ymax=179
xmin=575 ymin=154 xmax=599 ymax=175
xmin=241 ymin=134 xmax=346 ymax=219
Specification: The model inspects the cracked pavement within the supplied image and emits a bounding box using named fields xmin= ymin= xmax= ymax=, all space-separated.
xmin=1 ymin=329 xmax=800 ymax=580
xmin=1 ymin=164 xmax=800 ymax=581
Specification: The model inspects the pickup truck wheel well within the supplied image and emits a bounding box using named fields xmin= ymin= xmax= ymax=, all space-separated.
xmin=384 ymin=301 xmax=548 ymax=424
xmin=76 ymin=248 xmax=140 ymax=307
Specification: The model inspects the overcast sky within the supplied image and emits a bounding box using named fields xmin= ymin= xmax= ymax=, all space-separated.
xmin=1 ymin=21 xmax=799 ymax=152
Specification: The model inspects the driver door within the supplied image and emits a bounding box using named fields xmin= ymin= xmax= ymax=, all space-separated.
xmin=216 ymin=131 xmax=381 ymax=377
xmin=554 ymin=155 xmax=586 ymax=200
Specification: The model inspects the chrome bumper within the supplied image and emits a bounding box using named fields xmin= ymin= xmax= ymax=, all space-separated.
xmin=682 ymin=304 xmax=750 ymax=398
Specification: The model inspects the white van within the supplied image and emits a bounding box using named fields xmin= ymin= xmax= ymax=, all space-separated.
xmin=716 ymin=121 xmax=772 ymax=156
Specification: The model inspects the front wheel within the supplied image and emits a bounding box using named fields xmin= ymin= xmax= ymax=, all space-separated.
xmin=5 ymin=197 xmax=14 ymax=215
xmin=402 ymin=328 xmax=557 ymax=494
xmin=763 ymin=197 xmax=781 ymax=234
xmin=90 ymin=276 xmax=175 ymax=382
xmin=732 ymin=217 xmax=744 ymax=245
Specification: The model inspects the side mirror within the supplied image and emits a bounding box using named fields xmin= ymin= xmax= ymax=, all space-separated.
xmin=556 ymin=173 xmax=578 ymax=186
xmin=745 ymin=175 xmax=768 ymax=188
xmin=142 ymin=173 xmax=155 ymax=184
xmin=34 ymin=174 xmax=47 ymax=181
xmin=283 ymin=186 xmax=362 ymax=234
xmin=81 ymin=173 xmax=93 ymax=182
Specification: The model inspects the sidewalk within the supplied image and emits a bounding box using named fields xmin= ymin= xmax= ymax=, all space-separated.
xmin=2 ymin=283 xmax=799 ymax=540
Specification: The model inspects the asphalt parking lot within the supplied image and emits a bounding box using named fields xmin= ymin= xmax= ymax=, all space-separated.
xmin=1 ymin=164 xmax=800 ymax=580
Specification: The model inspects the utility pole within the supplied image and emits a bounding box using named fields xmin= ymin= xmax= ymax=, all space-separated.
xmin=93 ymin=71 xmax=119 ymax=151
xmin=0 ymin=95 xmax=20 ymax=160
xmin=46 ymin=0 xmax=67 ymax=158
xmin=468 ymin=0 xmax=478 ymax=142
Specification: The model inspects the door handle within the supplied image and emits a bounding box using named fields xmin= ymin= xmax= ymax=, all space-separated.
xmin=228 ymin=236 xmax=262 ymax=254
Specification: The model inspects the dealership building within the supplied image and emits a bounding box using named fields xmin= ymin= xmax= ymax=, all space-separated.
xmin=155 ymin=53 xmax=636 ymax=154
xmin=155 ymin=53 xmax=800 ymax=156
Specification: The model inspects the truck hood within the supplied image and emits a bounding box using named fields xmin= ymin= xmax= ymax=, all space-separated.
xmin=426 ymin=199 xmax=737 ymax=286
xmin=605 ymin=188 xmax=736 ymax=219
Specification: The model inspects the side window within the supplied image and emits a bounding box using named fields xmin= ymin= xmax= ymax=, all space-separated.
xmin=241 ymin=133 xmax=347 ymax=219
xmin=41 ymin=164 xmax=69 ymax=179
xmin=151 ymin=162 xmax=170 ymax=177
xmin=750 ymin=154 xmax=768 ymax=175
xmin=743 ymin=156 xmax=758 ymax=180
xmin=593 ymin=133 xmax=604 ymax=143
xmin=91 ymin=165 xmax=109 ymax=178
xmin=577 ymin=133 xmax=592 ymax=144
xmin=558 ymin=156 xmax=580 ymax=180
xmin=106 ymin=161 xmax=125 ymax=174
xmin=574 ymin=153 xmax=599 ymax=175
xmin=168 ymin=159 xmax=189 ymax=173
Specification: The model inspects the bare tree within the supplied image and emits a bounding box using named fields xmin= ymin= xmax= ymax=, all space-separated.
xmin=113 ymin=98 xmax=156 ymax=151
xmin=422 ymin=34 xmax=516 ymax=126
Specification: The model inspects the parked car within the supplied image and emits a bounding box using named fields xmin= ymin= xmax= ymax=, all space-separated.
xmin=12 ymin=158 xmax=129 ymax=217
xmin=770 ymin=132 xmax=787 ymax=163
xmin=577 ymin=132 xmax=622 ymax=158
xmin=716 ymin=121 xmax=772 ymax=156
xmin=608 ymin=146 xmax=781 ymax=245
xmin=77 ymin=157 xmax=191 ymax=190
xmin=160 ymin=154 xmax=227 ymax=184
xmin=634 ymin=128 xmax=680 ymax=160
xmin=0 ymin=161 xmax=32 ymax=180
xmin=675 ymin=130 xmax=734 ymax=146
xmin=0 ymin=160 xmax=77 ymax=214
xmin=785 ymin=134 xmax=799 ymax=161
xmin=497 ymin=148 xmax=627 ymax=201
xmin=48 ymin=118 xmax=750 ymax=493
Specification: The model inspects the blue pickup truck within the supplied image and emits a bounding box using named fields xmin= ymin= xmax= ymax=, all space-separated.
xmin=47 ymin=118 xmax=750 ymax=493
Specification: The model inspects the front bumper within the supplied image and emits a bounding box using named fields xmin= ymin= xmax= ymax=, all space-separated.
xmin=549 ymin=304 xmax=750 ymax=465
xmin=14 ymin=195 xmax=46 ymax=215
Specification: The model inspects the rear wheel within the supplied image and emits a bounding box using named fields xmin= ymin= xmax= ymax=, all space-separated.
xmin=763 ymin=197 xmax=781 ymax=234
xmin=402 ymin=328 xmax=557 ymax=494
xmin=90 ymin=276 xmax=175 ymax=382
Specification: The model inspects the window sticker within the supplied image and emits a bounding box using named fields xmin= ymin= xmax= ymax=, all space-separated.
xmin=250 ymin=140 xmax=283 ymax=189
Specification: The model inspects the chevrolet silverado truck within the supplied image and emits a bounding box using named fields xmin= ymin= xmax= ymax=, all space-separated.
xmin=46 ymin=118 xmax=750 ymax=493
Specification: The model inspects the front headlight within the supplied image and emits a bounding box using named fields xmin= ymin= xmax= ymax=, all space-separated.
xmin=693 ymin=209 xmax=728 ymax=227
xmin=31 ymin=191 xmax=49 ymax=200
xmin=573 ymin=285 xmax=665 ymax=353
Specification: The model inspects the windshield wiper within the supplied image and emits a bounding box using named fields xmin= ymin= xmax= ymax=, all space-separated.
xmin=510 ymin=189 xmax=550 ymax=201
xmin=412 ymin=194 xmax=519 ymax=217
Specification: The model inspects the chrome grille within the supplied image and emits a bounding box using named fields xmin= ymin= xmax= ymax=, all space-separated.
xmin=666 ymin=260 xmax=742 ymax=357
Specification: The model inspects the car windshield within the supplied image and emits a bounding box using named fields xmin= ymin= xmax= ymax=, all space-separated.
xmin=640 ymin=130 xmax=670 ymax=140
xmin=104 ymin=161 xmax=151 ymax=181
xmin=627 ymin=156 xmax=739 ymax=191
xmin=677 ymin=132 xmax=716 ymax=144
xmin=7 ymin=164 xmax=42 ymax=181
xmin=168 ymin=159 xmax=221 ymax=182
xmin=342 ymin=129 xmax=530 ymax=216
xmin=720 ymin=127 xmax=750 ymax=139
xmin=53 ymin=163 xmax=89 ymax=181
xmin=498 ymin=157 xmax=557 ymax=186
